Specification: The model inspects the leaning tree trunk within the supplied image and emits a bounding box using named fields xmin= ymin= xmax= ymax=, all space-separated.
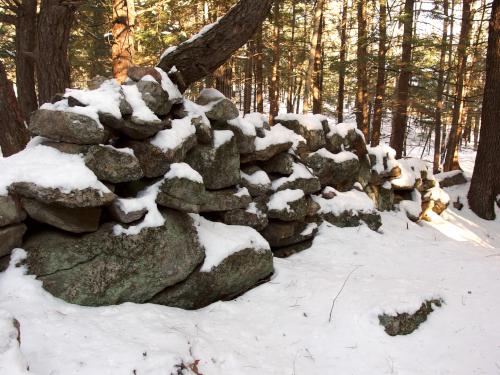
xmin=36 ymin=0 xmax=78 ymax=105
xmin=112 ymin=0 xmax=136 ymax=83
xmin=356 ymin=0 xmax=369 ymax=139
xmin=433 ymin=0 xmax=449 ymax=173
xmin=468 ymin=0 xmax=500 ymax=220
xmin=0 ymin=60 xmax=30 ymax=156
xmin=443 ymin=0 xmax=472 ymax=171
xmin=157 ymin=0 xmax=273 ymax=92
xmin=370 ymin=0 xmax=387 ymax=146
xmin=390 ymin=0 xmax=415 ymax=159
xmin=337 ymin=0 xmax=348 ymax=123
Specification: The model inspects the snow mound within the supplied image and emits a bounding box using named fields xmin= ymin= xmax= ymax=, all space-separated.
xmin=312 ymin=187 xmax=376 ymax=215
xmin=244 ymin=112 xmax=268 ymax=129
xmin=328 ymin=122 xmax=365 ymax=139
xmin=274 ymin=113 xmax=323 ymax=130
xmin=165 ymin=163 xmax=203 ymax=183
xmin=122 ymin=84 xmax=160 ymax=123
xmin=392 ymin=158 xmax=433 ymax=189
xmin=150 ymin=116 xmax=196 ymax=152
xmin=213 ymin=130 xmax=234 ymax=149
xmin=272 ymin=162 xmax=315 ymax=191
xmin=311 ymin=148 xmax=358 ymax=163
xmin=255 ymin=124 xmax=305 ymax=151
xmin=227 ymin=116 xmax=257 ymax=136
xmin=267 ymin=189 xmax=305 ymax=211
xmin=241 ymin=170 xmax=271 ymax=186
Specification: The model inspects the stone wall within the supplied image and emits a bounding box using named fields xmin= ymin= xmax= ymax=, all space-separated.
xmin=0 ymin=67 xmax=450 ymax=309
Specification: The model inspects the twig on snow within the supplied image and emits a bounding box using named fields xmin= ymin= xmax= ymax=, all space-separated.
xmin=328 ymin=265 xmax=362 ymax=323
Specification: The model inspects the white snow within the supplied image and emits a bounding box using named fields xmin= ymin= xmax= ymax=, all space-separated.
xmin=101 ymin=144 xmax=135 ymax=156
xmin=300 ymin=222 xmax=318 ymax=236
xmin=312 ymin=187 xmax=376 ymax=215
xmin=150 ymin=116 xmax=196 ymax=152
xmin=154 ymin=68 xmax=182 ymax=100
xmin=241 ymin=170 xmax=271 ymax=186
xmin=399 ymin=189 xmax=423 ymax=219
xmin=255 ymin=124 xmax=305 ymax=151
xmin=121 ymin=84 xmax=160 ymax=123
xmin=41 ymin=100 xmax=103 ymax=127
xmin=182 ymin=99 xmax=211 ymax=127
xmin=213 ymin=130 xmax=234 ymax=149
xmin=190 ymin=214 xmax=270 ymax=272
xmin=245 ymin=202 xmax=265 ymax=218
xmin=434 ymin=170 xmax=464 ymax=182
xmin=392 ymin=158 xmax=433 ymax=189
xmin=0 ymin=301 xmax=30 ymax=375
xmin=243 ymin=112 xmax=267 ymax=129
xmin=328 ymin=121 xmax=365 ymax=139
xmin=367 ymin=144 xmax=398 ymax=173
xmin=267 ymin=189 xmax=305 ymax=211
xmin=140 ymin=75 xmax=158 ymax=83
xmin=311 ymin=148 xmax=358 ymax=163
xmin=198 ymin=88 xmax=226 ymax=102
xmin=164 ymin=162 xmax=203 ymax=184
xmin=274 ymin=113 xmax=323 ymax=130
xmin=113 ymin=181 xmax=164 ymax=236
xmin=424 ymin=186 xmax=450 ymax=204
xmin=227 ymin=116 xmax=257 ymax=137
xmin=234 ymin=186 xmax=250 ymax=198
xmin=0 ymin=145 xmax=110 ymax=196
xmin=272 ymin=162 xmax=315 ymax=191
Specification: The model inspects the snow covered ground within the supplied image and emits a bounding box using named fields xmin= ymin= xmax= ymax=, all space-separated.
xmin=1 ymin=139 xmax=500 ymax=375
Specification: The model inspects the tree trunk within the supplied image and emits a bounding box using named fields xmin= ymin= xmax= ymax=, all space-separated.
xmin=255 ymin=25 xmax=264 ymax=113
xmin=468 ymin=0 xmax=500 ymax=219
xmin=36 ymin=0 xmax=78 ymax=105
xmin=269 ymin=0 xmax=281 ymax=120
xmin=243 ymin=43 xmax=253 ymax=114
xmin=473 ymin=112 xmax=480 ymax=149
xmin=215 ymin=63 xmax=233 ymax=98
xmin=444 ymin=0 xmax=472 ymax=171
xmin=312 ymin=15 xmax=324 ymax=114
xmin=0 ymin=61 xmax=30 ymax=156
xmin=112 ymin=0 xmax=136 ymax=83
xmin=157 ymin=0 xmax=273 ymax=92
xmin=390 ymin=0 xmax=415 ymax=159
xmin=15 ymin=0 xmax=38 ymax=118
xmin=433 ymin=0 xmax=449 ymax=173
xmin=356 ymin=0 xmax=369 ymax=139
xmin=286 ymin=0 xmax=297 ymax=113
xmin=303 ymin=0 xmax=325 ymax=113
xmin=370 ymin=0 xmax=387 ymax=146
xmin=337 ymin=0 xmax=348 ymax=123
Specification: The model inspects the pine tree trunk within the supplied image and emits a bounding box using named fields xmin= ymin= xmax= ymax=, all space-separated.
xmin=370 ymin=0 xmax=387 ymax=146
xmin=312 ymin=15 xmax=324 ymax=114
xmin=390 ymin=0 xmax=415 ymax=159
xmin=468 ymin=0 xmax=500 ymax=219
xmin=215 ymin=63 xmax=233 ymax=98
xmin=269 ymin=0 xmax=281 ymax=120
xmin=433 ymin=0 xmax=449 ymax=173
xmin=112 ymin=0 xmax=135 ymax=83
xmin=0 ymin=61 xmax=30 ymax=156
xmin=36 ymin=0 xmax=78 ymax=105
xmin=356 ymin=0 xmax=369 ymax=139
xmin=444 ymin=0 xmax=472 ymax=171
xmin=243 ymin=43 xmax=253 ymax=114
xmin=255 ymin=26 xmax=264 ymax=113
xmin=337 ymin=0 xmax=348 ymax=123
xmin=473 ymin=112 xmax=480 ymax=149
xmin=15 ymin=0 xmax=38 ymax=118
xmin=303 ymin=0 xmax=325 ymax=113
xmin=286 ymin=0 xmax=297 ymax=113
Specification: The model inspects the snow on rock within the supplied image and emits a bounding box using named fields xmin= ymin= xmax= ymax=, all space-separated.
xmin=267 ymin=189 xmax=305 ymax=212
xmin=0 ymin=145 xmax=110 ymax=196
xmin=40 ymin=100 xmax=103 ymax=127
xmin=101 ymin=144 xmax=135 ymax=156
xmin=367 ymin=144 xmax=398 ymax=173
xmin=190 ymin=214 xmax=270 ymax=272
xmin=399 ymin=190 xmax=422 ymax=220
xmin=311 ymin=148 xmax=358 ymax=163
xmin=241 ymin=170 xmax=271 ymax=186
xmin=121 ymin=84 xmax=160 ymax=123
xmin=274 ymin=113 xmax=323 ymax=130
xmin=113 ymin=181 xmax=164 ymax=236
xmin=328 ymin=121 xmax=364 ymax=139
xmin=434 ymin=170 xmax=463 ymax=181
xmin=165 ymin=163 xmax=203 ymax=184
xmin=150 ymin=116 xmax=196 ymax=152
xmin=272 ymin=162 xmax=315 ymax=191
xmin=234 ymin=186 xmax=250 ymax=198
xmin=213 ymin=130 xmax=234 ymax=149
xmin=0 ymin=308 xmax=31 ymax=375
xmin=227 ymin=116 xmax=257 ymax=136
xmin=300 ymin=222 xmax=318 ymax=236
xmin=424 ymin=186 xmax=450 ymax=205
xmin=255 ymin=124 xmax=305 ymax=151
xmin=392 ymin=158 xmax=433 ymax=189
xmin=154 ymin=67 xmax=183 ymax=100
xmin=183 ymin=99 xmax=211 ymax=126
xmin=312 ymin=187 xmax=376 ymax=215
xmin=244 ymin=112 xmax=268 ymax=129
xmin=197 ymin=88 xmax=226 ymax=102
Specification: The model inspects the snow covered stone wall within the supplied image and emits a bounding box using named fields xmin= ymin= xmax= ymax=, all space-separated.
xmin=0 ymin=67 xmax=450 ymax=308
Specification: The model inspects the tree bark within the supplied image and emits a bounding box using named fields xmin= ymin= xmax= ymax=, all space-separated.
xmin=243 ymin=43 xmax=253 ymax=114
xmin=433 ymin=0 xmax=449 ymax=173
xmin=112 ymin=0 xmax=136 ymax=83
xmin=215 ymin=63 xmax=233 ymax=98
xmin=468 ymin=0 xmax=500 ymax=219
xmin=444 ymin=0 xmax=472 ymax=171
xmin=255 ymin=25 xmax=264 ymax=113
xmin=390 ymin=0 xmax=415 ymax=159
xmin=356 ymin=0 xmax=369 ymax=139
xmin=0 ymin=60 xmax=30 ymax=156
xmin=286 ymin=0 xmax=297 ymax=113
xmin=312 ymin=14 xmax=324 ymax=114
xmin=337 ymin=0 xmax=348 ymax=123
xmin=269 ymin=0 xmax=281 ymax=120
xmin=370 ymin=0 xmax=387 ymax=146
xmin=157 ymin=0 xmax=273 ymax=92
xmin=303 ymin=0 xmax=325 ymax=113
xmin=36 ymin=0 xmax=78 ymax=105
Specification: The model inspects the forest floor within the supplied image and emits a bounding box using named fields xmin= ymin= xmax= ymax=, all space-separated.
xmin=1 ymin=126 xmax=500 ymax=375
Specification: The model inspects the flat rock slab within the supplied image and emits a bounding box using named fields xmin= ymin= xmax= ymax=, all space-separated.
xmin=21 ymin=198 xmax=102 ymax=233
xmin=30 ymin=109 xmax=108 ymax=144
xmin=24 ymin=209 xmax=204 ymax=306
xmin=0 ymin=223 xmax=26 ymax=258
xmin=0 ymin=195 xmax=26 ymax=227
xmin=260 ymin=220 xmax=319 ymax=248
xmin=241 ymin=142 xmax=292 ymax=163
xmin=150 ymin=248 xmax=273 ymax=310
xmin=9 ymin=182 xmax=115 ymax=208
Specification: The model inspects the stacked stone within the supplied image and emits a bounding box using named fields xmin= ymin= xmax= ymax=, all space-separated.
xmin=0 ymin=196 xmax=26 ymax=270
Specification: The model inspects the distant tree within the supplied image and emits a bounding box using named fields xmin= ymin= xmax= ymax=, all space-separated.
xmin=337 ymin=0 xmax=348 ymax=123
xmin=356 ymin=0 xmax=369 ymax=139
xmin=112 ymin=0 xmax=135 ymax=83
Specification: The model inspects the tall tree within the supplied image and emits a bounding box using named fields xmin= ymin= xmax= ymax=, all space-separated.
xmin=356 ymin=0 xmax=369 ymax=139
xmin=303 ymin=0 xmax=325 ymax=113
xmin=444 ymin=0 xmax=472 ymax=171
xmin=112 ymin=0 xmax=136 ymax=83
xmin=312 ymin=14 xmax=324 ymax=114
xmin=243 ymin=43 xmax=253 ymax=114
xmin=255 ymin=25 xmax=264 ymax=113
xmin=286 ymin=0 xmax=297 ymax=113
xmin=390 ymin=0 xmax=415 ymax=159
xmin=337 ymin=0 xmax=348 ymax=123
xmin=433 ymin=0 xmax=449 ymax=173
xmin=370 ymin=0 xmax=388 ymax=146
xmin=268 ymin=0 xmax=281 ymax=120
xmin=468 ymin=0 xmax=500 ymax=219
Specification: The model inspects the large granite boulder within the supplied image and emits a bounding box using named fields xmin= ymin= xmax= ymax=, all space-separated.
xmin=267 ymin=189 xmax=309 ymax=221
xmin=24 ymin=209 xmax=204 ymax=306
xmin=196 ymin=88 xmax=239 ymax=121
xmin=259 ymin=153 xmax=294 ymax=175
xmin=135 ymin=80 xmax=171 ymax=116
xmin=275 ymin=114 xmax=326 ymax=151
xmin=306 ymin=149 xmax=360 ymax=190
